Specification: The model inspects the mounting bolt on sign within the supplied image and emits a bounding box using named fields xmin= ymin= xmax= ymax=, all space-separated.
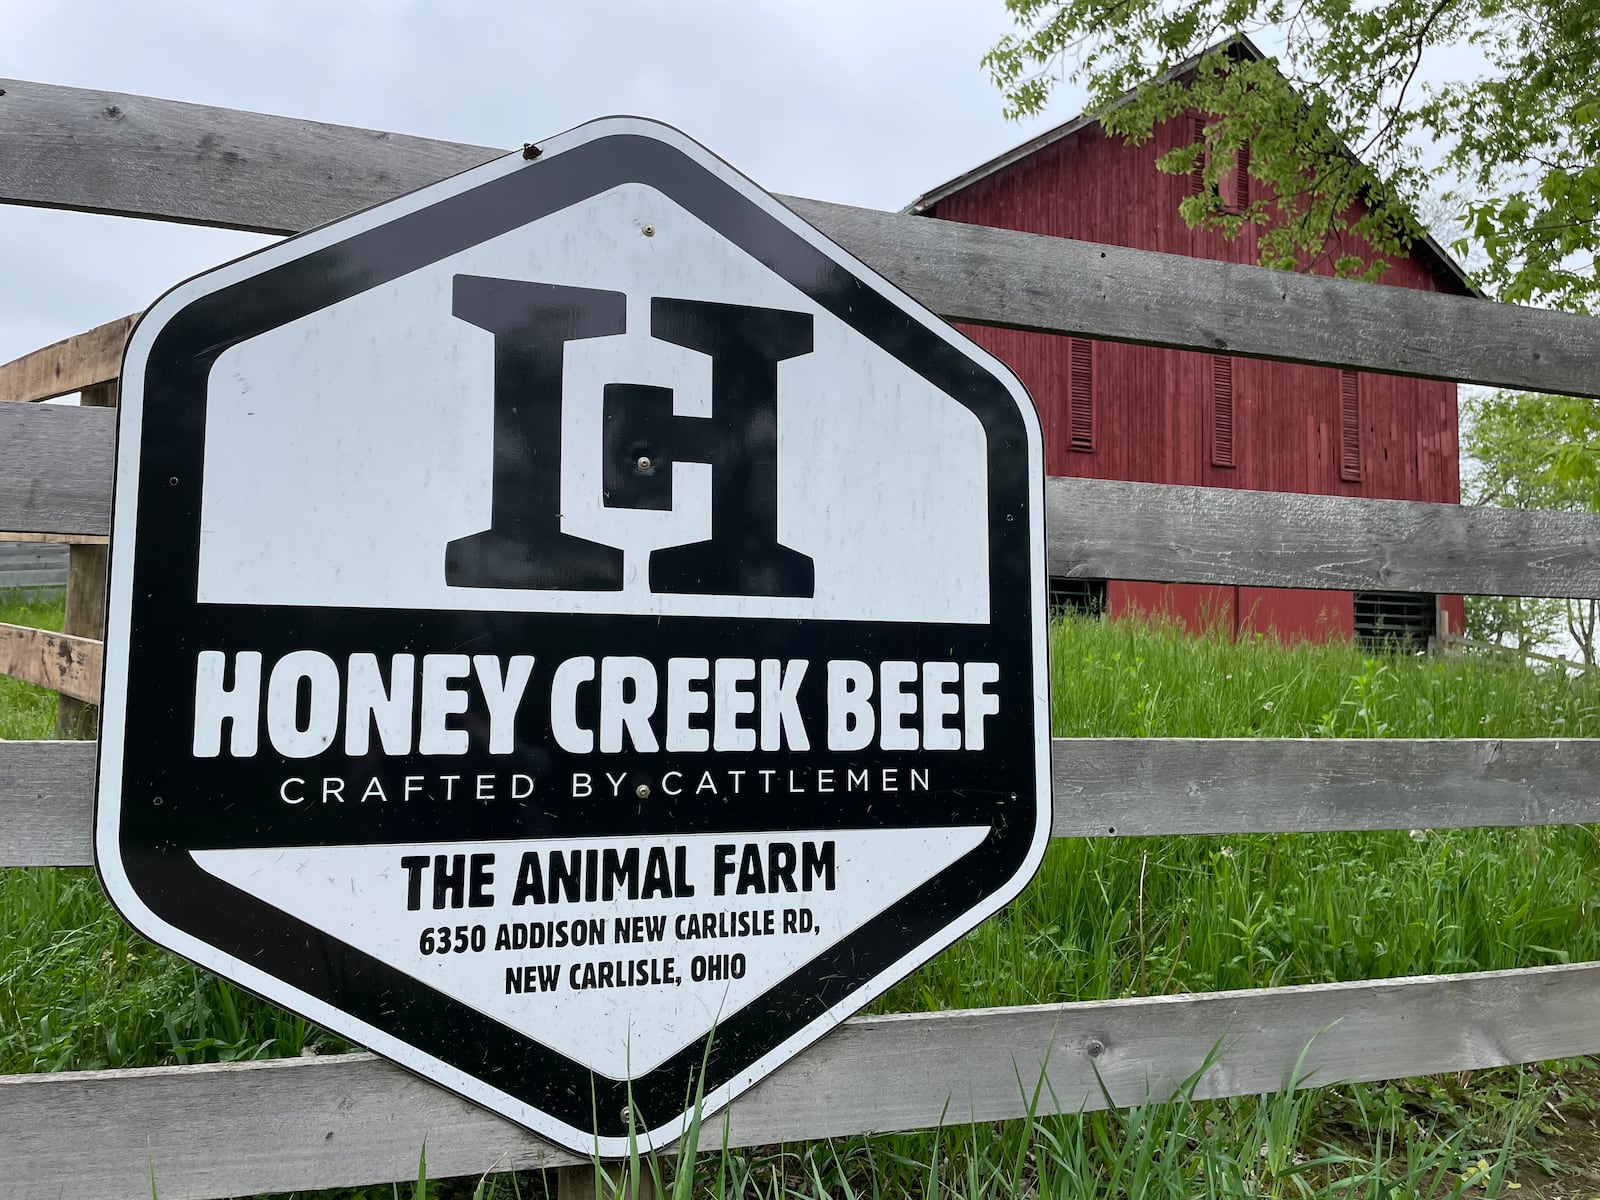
xmin=94 ymin=116 xmax=1052 ymax=1156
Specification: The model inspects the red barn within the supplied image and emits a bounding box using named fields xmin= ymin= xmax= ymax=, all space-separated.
xmin=908 ymin=42 xmax=1476 ymax=646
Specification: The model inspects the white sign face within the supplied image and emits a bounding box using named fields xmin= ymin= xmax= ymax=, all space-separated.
xmin=95 ymin=117 xmax=1051 ymax=1156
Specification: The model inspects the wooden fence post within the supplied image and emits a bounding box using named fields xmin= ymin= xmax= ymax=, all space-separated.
xmin=55 ymin=379 xmax=114 ymax=739
xmin=556 ymin=1161 xmax=660 ymax=1200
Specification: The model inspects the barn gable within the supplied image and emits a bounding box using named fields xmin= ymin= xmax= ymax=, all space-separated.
xmin=907 ymin=36 xmax=1478 ymax=298
xmin=908 ymin=39 xmax=1472 ymax=643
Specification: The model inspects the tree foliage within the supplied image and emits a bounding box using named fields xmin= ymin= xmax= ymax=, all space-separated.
xmin=1462 ymin=390 xmax=1598 ymax=660
xmin=984 ymin=0 xmax=1600 ymax=310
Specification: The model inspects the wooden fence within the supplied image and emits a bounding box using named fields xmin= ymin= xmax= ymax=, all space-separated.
xmin=3 ymin=78 xmax=1600 ymax=1199
xmin=1440 ymin=631 xmax=1597 ymax=674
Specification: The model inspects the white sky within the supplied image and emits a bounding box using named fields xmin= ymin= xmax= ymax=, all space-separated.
xmin=0 ymin=0 xmax=1082 ymax=366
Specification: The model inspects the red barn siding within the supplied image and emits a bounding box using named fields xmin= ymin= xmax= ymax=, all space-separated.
xmin=1438 ymin=595 xmax=1466 ymax=640
xmin=1112 ymin=582 xmax=1235 ymax=635
xmin=1239 ymin=588 xmax=1354 ymax=643
xmin=932 ymin=109 xmax=1464 ymax=643
xmin=1109 ymin=584 xmax=1356 ymax=644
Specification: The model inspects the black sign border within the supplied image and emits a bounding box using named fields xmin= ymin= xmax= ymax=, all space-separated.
xmin=97 ymin=123 xmax=1049 ymax=1150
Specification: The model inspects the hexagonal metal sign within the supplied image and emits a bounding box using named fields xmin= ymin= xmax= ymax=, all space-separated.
xmin=95 ymin=117 xmax=1050 ymax=1155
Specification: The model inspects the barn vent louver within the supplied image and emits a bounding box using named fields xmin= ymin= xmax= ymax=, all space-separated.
xmin=1234 ymin=144 xmax=1250 ymax=211
xmin=1186 ymin=115 xmax=1206 ymax=197
xmin=1211 ymin=354 xmax=1235 ymax=467
xmin=1339 ymin=369 xmax=1362 ymax=482
xmin=1069 ymin=337 xmax=1095 ymax=452
xmin=1355 ymin=592 xmax=1436 ymax=650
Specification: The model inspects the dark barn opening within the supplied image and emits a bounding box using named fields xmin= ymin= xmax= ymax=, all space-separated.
xmin=1048 ymin=576 xmax=1108 ymax=620
xmin=1354 ymin=592 xmax=1436 ymax=650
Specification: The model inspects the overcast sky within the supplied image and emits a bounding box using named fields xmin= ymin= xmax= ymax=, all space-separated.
xmin=1 ymin=0 xmax=1085 ymax=368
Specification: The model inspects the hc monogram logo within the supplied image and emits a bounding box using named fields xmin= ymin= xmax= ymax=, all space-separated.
xmin=445 ymin=275 xmax=817 ymax=599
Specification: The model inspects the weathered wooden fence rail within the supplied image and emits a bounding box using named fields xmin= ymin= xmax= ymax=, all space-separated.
xmin=5 ymin=78 xmax=1598 ymax=396
xmin=6 ymin=737 xmax=1600 ymax=872
xmin=0 ymin=541 xmax=68 ymax=590
xmin=1441 ymin=630 xmax=1596 ymax=674
xmin=3 ymin=77 xmax=1599 ymax=1200
xmin=10 ymin=963 xmax=1600 ymax=1196
xmin=9 ymin=394 xmax=1600 ymax=597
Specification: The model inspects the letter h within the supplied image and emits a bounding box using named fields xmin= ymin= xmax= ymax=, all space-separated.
xmin=603 ymin=297 xmax=814 ymax=598
xmin=446 ymin=278 xmax=815 ymax=599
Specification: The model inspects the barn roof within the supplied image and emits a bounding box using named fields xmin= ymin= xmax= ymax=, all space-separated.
xmin=904 ymin=35 xmax=1481 ymax=298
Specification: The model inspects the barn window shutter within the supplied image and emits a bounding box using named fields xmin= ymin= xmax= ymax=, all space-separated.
xmin=1211 ymin=354 xmax=1235 ymax=467
xmin=1339 ymin=369 xmax=1362 ymax=482
xmin=1234 ymin=144 xmax=1250 ymax=211
xmin=1186 ymin=115 xmax=1206 ymax=196
xmin=1069 ymin=337 xmax=1095 ymax=452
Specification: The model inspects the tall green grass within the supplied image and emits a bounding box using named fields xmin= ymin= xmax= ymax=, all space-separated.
xmin=881 ymin=618 xmax=1600 ymax=1015
xmin=3 ymin=601 xmax=1594 ymax=1196
xmin=0 ymin=591 xmax=352 ymax=1072
xmin=1048 ymin=615 xmax=1600 ymax=740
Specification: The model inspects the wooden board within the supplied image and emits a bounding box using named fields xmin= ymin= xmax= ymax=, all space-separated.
xmin=3 ymin=78 xmax=1599 ymax=398
xmin=0 ymin=402 xmax=114 ymax=535
xmin=0 ymin=312 xmax=137 ymax=403
xmin=0 ymin=622 xmax=101 ymax=704
xmin=2 ymin=405 xmax=1593 ymax=605
xmin=0 ymin=539 xmax=70 ymax=590
xmin=789 ymin=197 xmax=1600 ymax=399
xmin=7 ymin=960 xmax=1600 ymax=1200
xmin=0 ymin=77 xmax=497 ymax=233
xmin=0 ymin=740 xmax=96 ymax=867
xmin=10 ymin=736 xmax=1600 ymax=869
xmin=0 ymin=531 xmax=107 ymax=545
xmin=4 ymin=397 xmax=1598 ymax=599
xmin=1050 ymin=737 xmax=1600 ymax=836
xmin=1046 ymin=477 xmax=1600 ymax=599
xmin=1440 ymin=632 xmax=1594 ymax=673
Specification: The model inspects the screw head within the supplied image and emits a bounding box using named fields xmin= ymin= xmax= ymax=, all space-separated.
xmin=635 ymin=783 xmax=651 ymax=800
xmin=635 ymin=455 xmax=653 ymax=472
xmin=641 ymin=224 xmax=655 ymax=237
